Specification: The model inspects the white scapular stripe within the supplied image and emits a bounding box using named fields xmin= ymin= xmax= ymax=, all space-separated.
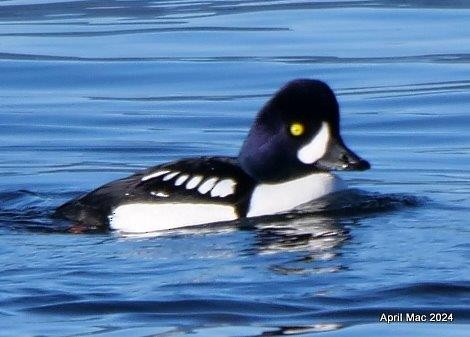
xmin=186 ymin=175 xmax=203 ymax=189
xmin=109 ymin=203 xmax=237 ymax=233
xmin=211 ymin=179 xmax=236 ymax=198
xmin=197 ymin=177 xmax=218 ymax=194
xmin=163 ymin=171 xmax=180 ymax=181
xmin=247 ymin=173 xmax=346 ymax=217
xmin=150 ymin=191 xmax=169 ymax=198
xmin=141 ymin=170 xmax=170 ymax=181
xmin=297 ymin=122 xmax=330 ymax=164
xmin=174 ymin=174 xmax=189 ymax=186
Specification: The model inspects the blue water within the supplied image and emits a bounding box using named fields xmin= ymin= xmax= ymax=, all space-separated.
xmin=0 ymin=1 xmax=469 ymax=336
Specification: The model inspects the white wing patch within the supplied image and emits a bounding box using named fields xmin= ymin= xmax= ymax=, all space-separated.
xmin=163 ymin=171 xmax=180 ymax=181
xmin=109 ymin=203 xmax=237 ymax=233
xmin=210 ymin=179 xmax=236 ymax=198
xmin=197 ymin=177 xmax=218 ymax=194
xmin=297 ymin=122 xmax=330 ymax=164
xmin=141 ymin=169 xmax=237 ymax=199
xmin=141 ymin=170 xmax=170 ymax=181
xmin=174 ymin=174 xmax=189 ymax=186
xmin=186 ymin=175 xmax=203 ymax=189
xmin=150 ymin=191 xmax=169 ymax=198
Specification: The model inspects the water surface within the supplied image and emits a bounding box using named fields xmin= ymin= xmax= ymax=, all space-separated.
xmin=0 ymin=1 xmax=469 ymax=336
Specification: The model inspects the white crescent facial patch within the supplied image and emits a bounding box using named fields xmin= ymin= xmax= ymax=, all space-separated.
xmin=297 ymin=122 xmax=330 ymax=164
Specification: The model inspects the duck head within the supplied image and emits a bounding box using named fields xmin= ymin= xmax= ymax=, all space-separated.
xmin=238 ymin=79 xmax=370 ymax=182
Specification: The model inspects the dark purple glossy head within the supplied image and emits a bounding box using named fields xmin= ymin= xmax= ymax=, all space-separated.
xmin=238 ymin=79 xmax=370 ymax=182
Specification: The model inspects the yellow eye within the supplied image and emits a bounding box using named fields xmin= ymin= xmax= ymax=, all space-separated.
xmin=289 ymin=122 xmax=305 ymax=136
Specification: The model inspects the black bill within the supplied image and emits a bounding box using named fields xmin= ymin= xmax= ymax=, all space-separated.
xmin=316 ymin=140 xmax=370 ymax=171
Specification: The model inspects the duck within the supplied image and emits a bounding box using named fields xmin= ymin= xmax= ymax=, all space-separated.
xmin=54 ymin=79 xmax=370 ymax=233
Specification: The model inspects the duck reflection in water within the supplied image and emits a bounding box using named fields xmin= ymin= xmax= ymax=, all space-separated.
xmin=242 ymin=193 xmax=356 ymax=276
xmin=249 ymin=213 xmax=350 ymax=257
xmin=242 ymin=188 xmax=420 ymax=274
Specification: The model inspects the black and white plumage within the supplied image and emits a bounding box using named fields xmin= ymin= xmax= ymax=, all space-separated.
xmin=55 ymin=79 xmax=370 ymax=233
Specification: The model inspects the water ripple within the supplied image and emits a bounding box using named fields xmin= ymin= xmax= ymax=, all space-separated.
xmin=0 ymin=26 xmax=289 ymax=38
xmin=0 ymin=188 xmax=423 ymax=236
xmin=1 ymin=1 xmax=469 ymax=336
xmin=2 ymin=0 xmax=470 ymax=24
xmin=1 ymin=53 xmax=470 ymax=64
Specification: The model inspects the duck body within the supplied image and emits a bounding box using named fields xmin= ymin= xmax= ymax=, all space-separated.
xmin=56 ymin=157 xmax=254 ymax=232
xmin=55 ymin=79 xmax=370 ymax=233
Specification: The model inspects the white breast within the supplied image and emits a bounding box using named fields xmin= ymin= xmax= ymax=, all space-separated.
xmin=247 ymin=173 xmax=346 ymax=217
xmin=108 ymin=203 xmax=237 ymax=234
